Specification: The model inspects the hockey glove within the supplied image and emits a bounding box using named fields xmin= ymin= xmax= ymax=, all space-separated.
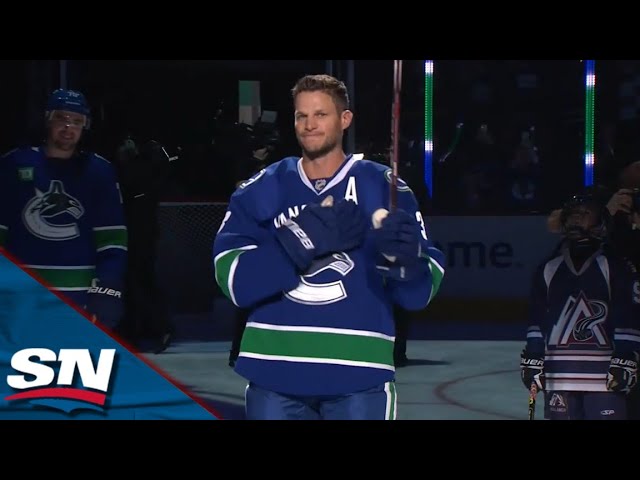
xmin=275 ymin=198 xmax=367 ymax=271
xmin=375 ymin=258 xmax=430 ymax=282
xmin=607 ymin=351 xmax=638 ymax=394
xmin=85 ymin=280 xmax=124 ymax=330
xmin=520 ymin=349 xmax=545 ymax=391
xmin=372 ymin=209 xmax=427 ymax=282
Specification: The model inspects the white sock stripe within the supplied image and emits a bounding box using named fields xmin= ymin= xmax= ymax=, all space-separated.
xmin=384 ymin=382 xmax=397 ymax=420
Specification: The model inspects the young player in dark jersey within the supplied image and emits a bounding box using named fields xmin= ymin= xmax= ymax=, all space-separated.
xmin=522 ymin=191 xmax=640 ymax=419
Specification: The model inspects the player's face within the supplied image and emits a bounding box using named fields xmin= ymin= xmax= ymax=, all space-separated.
xmin=294 ymin=91 xmax=352 ymax=160
xmin=47 ymin=110 xmax=85 ymax=153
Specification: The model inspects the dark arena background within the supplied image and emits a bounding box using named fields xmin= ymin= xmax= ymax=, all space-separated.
xmin=2 ymin=59 xmax=639 ymax=420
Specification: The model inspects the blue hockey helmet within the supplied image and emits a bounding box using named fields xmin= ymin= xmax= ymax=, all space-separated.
xmin=45 ymin=89 xmax=91 ymax=129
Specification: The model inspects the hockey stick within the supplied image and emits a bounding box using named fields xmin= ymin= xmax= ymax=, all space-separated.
xmin=371 ymin=60 xmax=403 ymax=262
xmin=528 ymin=382 xmax=538 ymax=420
xmin=389 ymin=59 xmax=403 ymax=213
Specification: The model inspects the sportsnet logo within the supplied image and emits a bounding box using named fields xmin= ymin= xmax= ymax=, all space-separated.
xmin=5 ymin=348 xmax=116 ymax=413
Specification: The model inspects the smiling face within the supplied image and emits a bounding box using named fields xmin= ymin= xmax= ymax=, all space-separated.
xmin=291 ymin=75 xmax=353 ymax=162
xmin=46 ymin=110 xmax=86 ymax=154
xmin=294 ymin=90 xmax=352 ymax=161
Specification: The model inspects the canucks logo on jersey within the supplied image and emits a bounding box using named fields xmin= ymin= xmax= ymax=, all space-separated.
xmin=285 ymin=252 xmax=356 ymax=306
xmin=22 ymin=180 xmax=85 ymax=241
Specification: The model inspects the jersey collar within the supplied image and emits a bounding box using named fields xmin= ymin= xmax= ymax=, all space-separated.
xmin=296 ymin=153 xmax=363 ymax=196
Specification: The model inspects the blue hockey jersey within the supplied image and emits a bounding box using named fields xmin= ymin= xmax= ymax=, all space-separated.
xmin=213 ymin=154 xmax=445 ymax=396
xmin=526 ymin=244 xmax=640 ymax=392
xmin=0 ymin=146 xmax=128 ymax=309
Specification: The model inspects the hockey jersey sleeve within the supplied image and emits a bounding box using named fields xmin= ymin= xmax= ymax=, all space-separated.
xmin=525 ymin=262 xmax=548 ymax=355
xmin=91 ymin=158 xmax=128 ymax=289
xmin=609 ymin=256 xmax=640 ymax=354
xmin=213 ymin=188 xmax=303 ymax=309
xmin=385 ymin=187 xmax=445 ymax=311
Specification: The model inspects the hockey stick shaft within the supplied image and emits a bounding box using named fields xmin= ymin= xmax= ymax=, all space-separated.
xmin=389 ymin=59 xmax=403 ymax=212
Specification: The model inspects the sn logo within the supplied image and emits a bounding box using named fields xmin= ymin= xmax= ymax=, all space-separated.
xmin=5 ymin=348 xmax=116 ymax=410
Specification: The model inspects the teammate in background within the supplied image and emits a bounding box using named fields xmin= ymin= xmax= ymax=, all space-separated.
xmin=522 ymin=191 xmax=640 ymax=420
xmin=213 ymin=74 xmax=445 ymax=420
xmin=0 ymin=89 xmax=127 ymax=330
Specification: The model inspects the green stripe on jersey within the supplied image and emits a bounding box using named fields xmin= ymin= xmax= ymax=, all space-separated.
xmin=241 ymin=323 xmax=395 ymax=368
xmin=94 ymin=226 xmax=127 ymax=250
xmin=26 ymin=266 xmax=95 ymax=290
xmin=428 ymin=255 xmax=444 ymax=303
xmin=215 ymin=248 xmax=249 ymax=301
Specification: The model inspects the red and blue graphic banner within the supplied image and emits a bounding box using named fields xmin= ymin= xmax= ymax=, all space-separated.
xmin=0 ymin=249 xmax=219 ymax=420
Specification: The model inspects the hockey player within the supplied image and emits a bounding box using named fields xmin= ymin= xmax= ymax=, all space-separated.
xmin=521 ymin=191 xmax=640 ymax=420
xmin=213 ymin=74 xmax=445 ymax=420
xmin=0 ymin=89 xmax=127 ymax=330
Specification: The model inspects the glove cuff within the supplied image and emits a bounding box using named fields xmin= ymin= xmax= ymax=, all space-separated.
xmin=85 ymin=282 xmax=124 ymax=329
xmin=274 ymin=219 xmax=315 ymax=271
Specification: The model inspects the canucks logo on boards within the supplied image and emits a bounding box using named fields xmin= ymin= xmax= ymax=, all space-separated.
xmin=22 ymin=180 xmax=85 ymax=241
xmin=548 ymin=291 xmax=610 ymax=348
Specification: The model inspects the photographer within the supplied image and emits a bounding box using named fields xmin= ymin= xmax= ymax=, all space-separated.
xmin=113 ymin=136 xmax=176 ymax=353
xmin=603 ymin=162 xmax=640 ymax=419
xmin=523 ymin=190 xmax=640 ymax=420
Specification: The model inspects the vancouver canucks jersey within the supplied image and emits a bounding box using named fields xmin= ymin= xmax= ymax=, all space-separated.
xmin=0 ymin=146 xmax=128 ymax=308
xmin=214 ymin=154 xmax=445 ymax=396
xmin=526 ymin=244 xmax=640 ymax=392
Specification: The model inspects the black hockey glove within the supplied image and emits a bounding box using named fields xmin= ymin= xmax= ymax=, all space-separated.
xmin=372 ymin=209 xmax=428 ymax=282
xmin=607 ymin=351 xmax=638 ymax=394
xmin=520 ymin=349 xmax=545 ymax=391
xmin=275 ymin=197 xmax=367 ymax=271
xmin=85 ymin=280 xmax=124 ymax=330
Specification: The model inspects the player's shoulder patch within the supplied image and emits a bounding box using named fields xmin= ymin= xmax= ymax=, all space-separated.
xmin=237 ymin=167 xmax=268 ymax=190
xmin=382 ymin=168 xmax=412 ymax=192
xmin=236 ymin=157 xmax=295 ymax=193
xmin=354 ymin=157 xmax=412 ymax=192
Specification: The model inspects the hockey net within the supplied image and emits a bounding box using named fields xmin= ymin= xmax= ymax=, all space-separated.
xmin=156 ymin=202 xmax=229 ymax=313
